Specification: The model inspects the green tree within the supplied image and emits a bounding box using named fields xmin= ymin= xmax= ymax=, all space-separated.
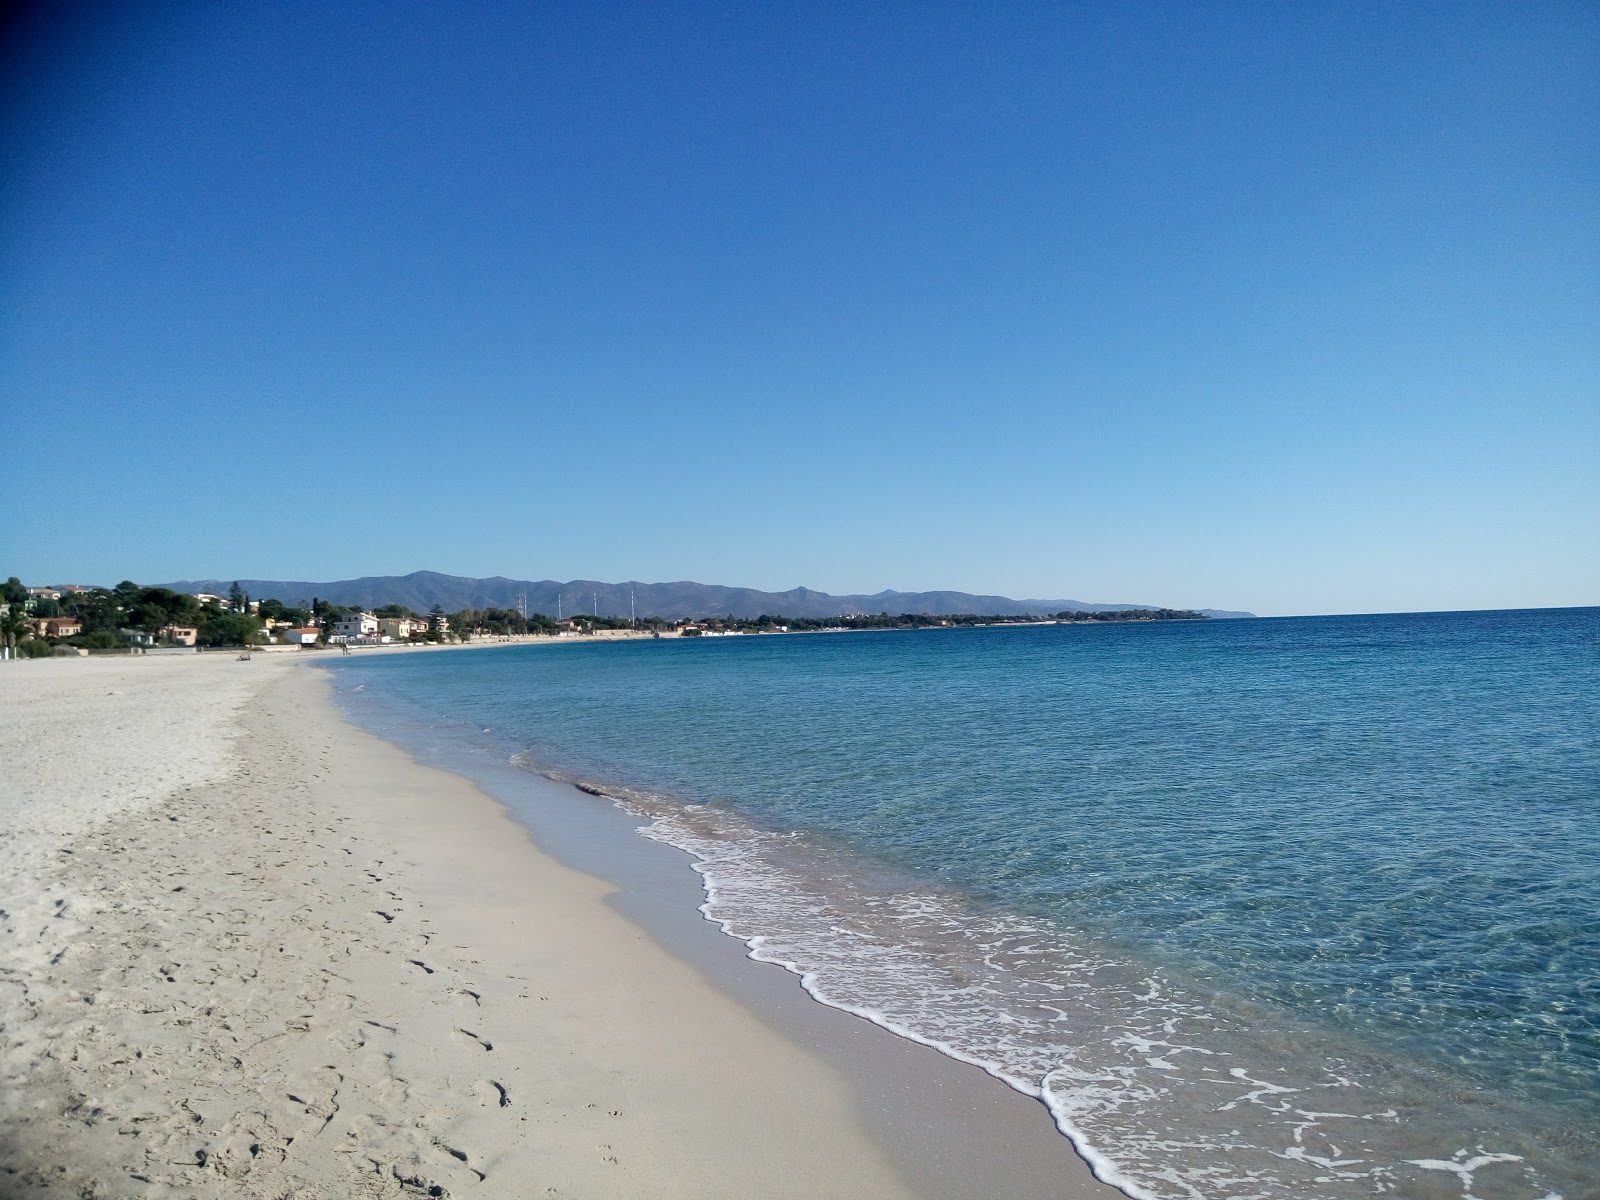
xmin=73 ymin=588 xmax=125 ymax=633
xmin=1 ymin=577 xmax=27 ymax=606
xmin=1 ymin=601 xmax=32 ymax=658
xmin=316 ymin=604 xmax=349 ymax=634
xmin=197 ymin=610 xmax=262 ymax=647
xmin=67 ymin=629 xmax=124 ymax=650
xmin=258 ymin=600 xmax=311 ymax=627
xmin=131 ymin=587 xmax=202 ymax=632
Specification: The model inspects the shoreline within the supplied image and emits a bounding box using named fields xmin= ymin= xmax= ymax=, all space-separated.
xmin=326 ymin=663 xmax=1127 ymax=1200
xmin=0 ymin=652 xmax=1118 ymax=1198
xmin=104 ymin=608 xmax=1213 ymax=664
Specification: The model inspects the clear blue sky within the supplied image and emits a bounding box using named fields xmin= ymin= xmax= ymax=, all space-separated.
xmin=3 ymin=1 xmax=1595 ymax=616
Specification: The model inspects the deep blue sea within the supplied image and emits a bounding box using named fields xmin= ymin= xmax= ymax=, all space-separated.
xmin=329 ymin=609 xmax=1600 ymax=1200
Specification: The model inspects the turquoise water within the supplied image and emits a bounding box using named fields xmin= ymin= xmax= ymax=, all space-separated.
xmin=330 ymin=609 xmax=1600 ymax=1199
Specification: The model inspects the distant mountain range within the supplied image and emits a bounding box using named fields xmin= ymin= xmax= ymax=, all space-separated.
xmin=162 ymin=570 xmax=1253 ymax=621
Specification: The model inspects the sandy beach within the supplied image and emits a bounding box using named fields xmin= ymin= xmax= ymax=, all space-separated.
xmin=0 ymin=651 xmax=1118 ymax=1199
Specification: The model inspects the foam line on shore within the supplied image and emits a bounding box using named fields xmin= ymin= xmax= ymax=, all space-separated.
xmin=530 ymin=762 xmax=1550 ymax=1200
xmin=675 ymin=831 xmax=1154 ymax=1200
xmin=500 ymin=749 xmax=1146 ymax=1200
xmin=731 ymin=913 xmax=1156 ymax=1200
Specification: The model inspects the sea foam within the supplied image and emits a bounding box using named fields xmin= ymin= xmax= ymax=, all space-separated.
xmin=542 ymin=768 xmax=1559 ymax=1200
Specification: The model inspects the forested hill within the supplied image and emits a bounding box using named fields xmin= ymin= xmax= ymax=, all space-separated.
xmin=162 ymin=571 xmax=1253 ymax=621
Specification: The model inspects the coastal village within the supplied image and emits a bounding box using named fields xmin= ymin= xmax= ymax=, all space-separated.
xmin=0 ymin=577 xmax=660 ymax=658
xmin=1 ymin=575 xmax=1209 ymax=660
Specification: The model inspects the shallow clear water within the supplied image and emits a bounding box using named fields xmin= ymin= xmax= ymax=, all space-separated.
xmin=330 ymin=609 xmax=1600 ymax=1199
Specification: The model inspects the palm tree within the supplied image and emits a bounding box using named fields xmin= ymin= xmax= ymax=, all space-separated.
xmin=0 ymin=602 xmax=34 ymax=660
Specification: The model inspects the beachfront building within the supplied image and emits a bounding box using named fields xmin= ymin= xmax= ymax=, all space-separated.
xmin=333 ymin=612 xmax=379 ymax=640
xmin=119 ymin=628 xmax=155 ymax=646
xmin=159 ymin=624 xmax=199 ymax=647
xmin=377 ymin=616 xmax=416 ymax=640
xmin=32 ymin=617 xmax=82 ymax=638
xmin=429 ymin=612 xmax=450 ymax=635
xmin=284 ymin=627 xmax=321 ymax=646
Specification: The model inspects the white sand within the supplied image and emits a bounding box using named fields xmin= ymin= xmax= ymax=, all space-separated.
xmin=0 ymin=654 xmax=269 ymax=887
xmin=0 ymin=655 xmax=919 ymax=1197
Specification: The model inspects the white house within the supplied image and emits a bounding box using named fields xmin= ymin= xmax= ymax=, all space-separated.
xmin=284 ymin=627 xmax=321 ymax=646
xmin=333 ymin=612 xmax=379 ymax=640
